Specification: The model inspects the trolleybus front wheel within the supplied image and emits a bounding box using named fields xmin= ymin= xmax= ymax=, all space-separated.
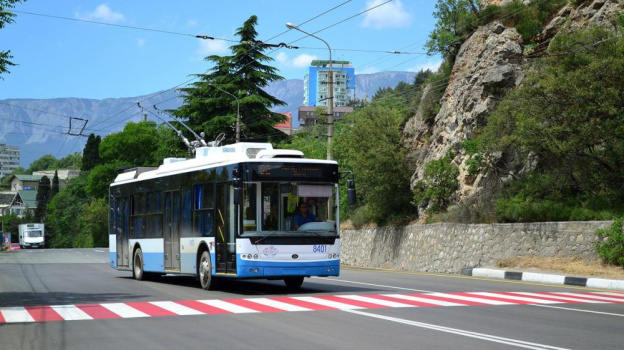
xmin=198 ymin=251 xmax=217 ymax=290
xmin=284 ymin=276 xmax=304 ymax=290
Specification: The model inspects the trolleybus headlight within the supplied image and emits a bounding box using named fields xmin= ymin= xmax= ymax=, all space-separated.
xmin=254 ymin=268 xmax=259 ymax=274
xmin=254 ymin=254 xmax=258 ymax=259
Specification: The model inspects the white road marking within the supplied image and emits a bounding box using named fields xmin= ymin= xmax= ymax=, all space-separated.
xmin=244 ymin=298 xmax=311 ymax=312
xmin=337 ymin=295 xmax=415 ymax=308
xmin=1 ymin=307 xmax=35 ymax=323
xmin=426 ymin=293 xmax=514 ymax=305
xmin=101 ymin=303 xmax=150 ymax=318
xmin=533 ymin=304 xmax=624 ymax=317
xmin=291 ymin=296 xmax=363 ymax=310
xmin=149 ymin=301 xmax=204 ymax=316
xmin=344 ymin=309 xmax=572 ymax=350
xmin=311 ymin=277 xmax=434 ymax=293
xmin=470 ymin=292 xmax=561 ymax=304
xmin=514 ymin=292 xmax=607 ymax=304
xmin=94 ymin=250 xmax=105 ymax=253
xmin=386 ymin=294 xmax=464 ymax=306
xmin=556 ymin=292 xmax=624 ymax=303
xmin=198 ymin=300 xmax=259 ymax=313
xmin=50 ymin=305 xmax=92 ymax=321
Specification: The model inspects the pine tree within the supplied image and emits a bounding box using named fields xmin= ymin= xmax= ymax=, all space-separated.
xmin=35 ymin=176 xmax=50 ymax=222
xmin=170 ymin=15 xmax=287 ymax=144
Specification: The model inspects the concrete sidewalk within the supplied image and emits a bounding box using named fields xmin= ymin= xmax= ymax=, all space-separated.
xmin=461 ymin=267 xmax=624 ymax=291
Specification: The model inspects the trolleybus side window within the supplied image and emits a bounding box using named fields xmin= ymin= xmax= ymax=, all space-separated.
xmin=193 ymin=184 xmax=214 ymax=237
xmin=146 ymin=191 xmax=163 ymax=238
xmin=181 ymin=188 xmax=192 ymax=236
xmin=131 ymin=194 xmax=146 ymax=239
xmin=243 ymin=184 xmax=257 ymax=232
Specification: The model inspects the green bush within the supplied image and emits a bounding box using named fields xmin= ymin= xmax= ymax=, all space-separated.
xmin=413 ymin=151 xmax=460 ymax=213
xmin=595 ymin=218 xmax=624 ymax=267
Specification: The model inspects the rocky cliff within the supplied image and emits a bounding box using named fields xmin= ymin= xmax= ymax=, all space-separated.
xmin=403 ymin=0 xmax=624 ymax=212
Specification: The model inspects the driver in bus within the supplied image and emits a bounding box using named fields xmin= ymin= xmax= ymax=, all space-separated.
xmin=293 ymin=202 xmax=318 ymax=230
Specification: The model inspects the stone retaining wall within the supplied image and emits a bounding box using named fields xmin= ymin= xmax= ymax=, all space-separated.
xmin=340 ymin=221 xmax=612 ymax=274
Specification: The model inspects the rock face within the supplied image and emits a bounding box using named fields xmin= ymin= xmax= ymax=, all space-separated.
xmin=403 ymin=0 xmax=624 ymax=211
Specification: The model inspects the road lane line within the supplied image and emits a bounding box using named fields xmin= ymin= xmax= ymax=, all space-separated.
xmin=1 ymin=307 xmax=35 ymax=323
xmin=198 ymin=300 xmax=259 ymax=313
xmin=533 ymin=304 xmax=624 ymax=317
xmin=50 ymin=305 xmax=93 ymax=321
xmin=311 ymin=277 xmax=434 ymax=293
xmin=344 ymin=309 xmax=571 ymax=350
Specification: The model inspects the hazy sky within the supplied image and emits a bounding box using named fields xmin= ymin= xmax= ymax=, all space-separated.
xmin=0 ymin=0 xmax=442 ymax=100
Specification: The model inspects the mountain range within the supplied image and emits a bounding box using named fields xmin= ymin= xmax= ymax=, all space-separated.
xmin=0 ymin=71 xmax=416 ymax=168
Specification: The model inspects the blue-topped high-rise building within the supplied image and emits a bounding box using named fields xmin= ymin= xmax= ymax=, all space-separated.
xmin=304 ymin=60 xmax=355 ymax=108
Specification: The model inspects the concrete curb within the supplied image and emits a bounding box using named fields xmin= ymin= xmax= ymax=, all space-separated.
xmin=460 ymin=268 xmax=624 ymax=291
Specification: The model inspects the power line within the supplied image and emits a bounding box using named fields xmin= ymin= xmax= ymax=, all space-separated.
xmin=10 ymin=10 xmax=235 ymax=42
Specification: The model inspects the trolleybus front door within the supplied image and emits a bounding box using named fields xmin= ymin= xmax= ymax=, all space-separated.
xmin=215 ymin=183 xmax=236 ymax=274
xmin=116 ymin=197 xmax=129 ymax=268
xmin=164 ymin=191 xmax=181 ymax=271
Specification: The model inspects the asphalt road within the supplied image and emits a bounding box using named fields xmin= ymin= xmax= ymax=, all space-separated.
xmin=1 ymin=248 xmax=624 ymax=350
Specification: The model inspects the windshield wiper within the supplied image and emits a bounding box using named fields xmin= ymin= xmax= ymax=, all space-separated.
xmin=254 ymin=231 xmax=279 ymax=245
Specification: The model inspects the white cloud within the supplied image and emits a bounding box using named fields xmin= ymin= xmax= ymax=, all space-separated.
xmin=273 ymin=53 xmax=317 ymax=69
xmin=407 ymin=60 xmax=443 ymax=73
xmin=292 ymin=54 xmax=317 ymax=68
xmin=137 ymin=38 xmax=146 ymax=48
xmin=361 ymin=0 xmax=412 ymax=29
xmin=75 ymin=4 xmax=124 ymax=23
xmin=196 ymin=39 xmax=229 ymax=56
xmin=275 ymin=52 xmax=289 ymax=65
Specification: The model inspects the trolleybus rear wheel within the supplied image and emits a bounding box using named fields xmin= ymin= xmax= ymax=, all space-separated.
xmin=133 ymin=248 xmax=145 ymax=281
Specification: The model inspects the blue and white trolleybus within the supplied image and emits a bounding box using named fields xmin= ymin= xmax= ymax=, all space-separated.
xmin=109 ymin=142 xmax=354 ymax=290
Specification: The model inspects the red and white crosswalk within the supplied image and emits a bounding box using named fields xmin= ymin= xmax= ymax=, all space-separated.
xmin=1 ymin=291 xmax=623 ymax=324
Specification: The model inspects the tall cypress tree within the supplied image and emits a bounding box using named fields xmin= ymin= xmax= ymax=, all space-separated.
xmin=35 ymin=176 xmax=50 ymax=222
xmin=82 ymin=133 xmax=102 ymax=171
xmin=170 ymin=15 xmax=287 ymax=144
xmin=51 ymin=170 xmax=59 ymax=197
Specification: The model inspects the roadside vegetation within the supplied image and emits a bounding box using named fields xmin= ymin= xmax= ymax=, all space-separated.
xmin=3 ymin=0 xmax=624 ymax=269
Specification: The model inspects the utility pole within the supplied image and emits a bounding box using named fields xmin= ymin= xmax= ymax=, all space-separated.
xmin=286 ymin=22 xmax=334 ymax=160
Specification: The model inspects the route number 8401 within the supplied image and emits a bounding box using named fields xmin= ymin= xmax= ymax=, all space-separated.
xmin=313 ymin=245 xmax=327 ymax=253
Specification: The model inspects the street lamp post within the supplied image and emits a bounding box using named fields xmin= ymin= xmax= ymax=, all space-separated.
xmin=209 ymin=82 xmax=241 ymax=143
xmin=286 ymin=23 xmax=334 ymax=160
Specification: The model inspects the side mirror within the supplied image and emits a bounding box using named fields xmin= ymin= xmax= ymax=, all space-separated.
xmin=347 ymin=179 xmax=356 ymax=206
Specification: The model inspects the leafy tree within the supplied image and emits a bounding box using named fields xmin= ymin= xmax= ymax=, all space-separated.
xmin=170 ymin=15 xmax=287 ymax=144
xmin=34 ymin=175 xmax=50 ymax=222
xmin=56 ymin=152 xmax=82 ymax=170
xmin=151 ymin=123 xmax=189 ymax=161
xmin=81 ymin=133 xmax=102 ymax=171
xmin=279 ymin=123 xmax=327 ymax=160
xmin=51 ymin=170 xmax=59 ymax=197
xmin=86 ymin=162 xmax=124 ymax=199
xmin=481 ymin=26 xmax=624 ymax=221
xmin=99 ymin=121 xmax=159 ymax=166
xmin=425 ymin=0 xmax=479 ymax=61
xmin=46 ymin=174 xmax=88 ymax=247
xmin=79 ymin=198 xmax=108 ymax=248
xmin=27 ymin=154 xmax=58 ymax=173
xmin=0 ymin=0 xmax=24 ymax=79
xmin=333 ymin=105 xmax=414 ymax=225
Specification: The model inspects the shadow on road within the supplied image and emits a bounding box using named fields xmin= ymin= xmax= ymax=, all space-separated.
xmin=0 ymin=291 xmax=149 ymax=307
